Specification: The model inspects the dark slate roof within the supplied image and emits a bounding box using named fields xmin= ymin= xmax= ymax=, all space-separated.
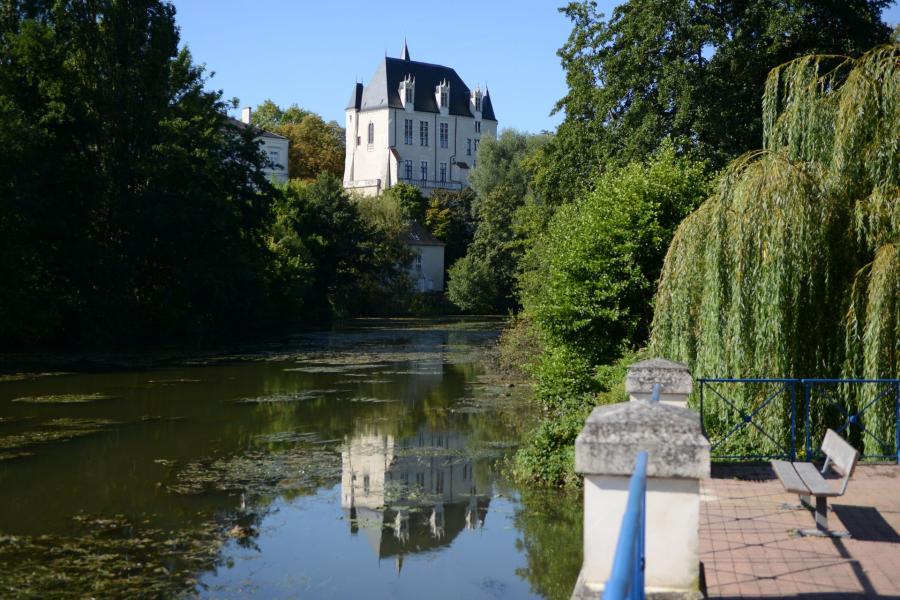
xmin=226 ymin=117 xmax=289 ymax=140
xmin=403 ymin=220 xmax=445 ymax=247
xmin=481 ymin=88 xmax=496 ymax=121
xmin=358 ymin=57 xmax=496 ymax=120
xmin=347 ymin=82 xmax=363 ymax=110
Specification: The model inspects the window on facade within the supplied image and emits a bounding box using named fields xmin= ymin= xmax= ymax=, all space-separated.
xmin=356 ymin=136 xmax=361 ymax=146
xmin=440 ymin=89 xmax=448 ymax=108
xmin=436 ymin=471 xmax=444 ymax=493
xmin=367 ymin=122 xmax=374 ymax=145
xmin=267 ymin=149 xmax=280 ymax=165
xmin=405 ymin=159 xmax=413 ymax=180
xmin=475 ymin=120 xmax=481 ymax=133
xmin=405 ymin=86 xmax=414 ymax=104
xmin=475 ymin=95 xmax=482 ymax=111
xmin=414 ymin=252 xmax=422 ymax=271
xmin=419 ymin=121 xmax=429 ymax=146
xmin=420 ymin=160 xmax=428 ymax=181
xmin=416 ymin=473 xmax=425 ymax=488
xmin=363 ymin=474 xmax=370 ymax=496
xmin=439 ymin=122 xmax=448 ymax=148
xmin=440 ymin=162 xmax=447 ymax=182
xmin=466 ymin=138 xmax=471 ymax=156
xmin=404 ymin=119 xmax=413 ymax=145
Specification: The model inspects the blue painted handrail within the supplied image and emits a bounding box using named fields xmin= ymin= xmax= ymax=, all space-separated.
xmin=603 ymin=451 xmax=648 ymax=600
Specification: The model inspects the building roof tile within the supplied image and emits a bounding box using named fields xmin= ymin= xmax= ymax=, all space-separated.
xmin=403 ymin=220 xmax=445 ymax=247
xmin=357 ymin=55 xmax=496 ymax=121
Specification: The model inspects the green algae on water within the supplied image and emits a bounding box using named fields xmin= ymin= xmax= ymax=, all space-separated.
xmin=11 ymin=393 xmax=116 ymax=404
xmin=0 ymin=419 xmax=120 ymax=452
xmin=0 ymin=372 xmax=71 ymax=383
xmin=0 ymin=514 xmax=227 ymax=599
xmin=166 ymin=445 xmax=341 ymax=497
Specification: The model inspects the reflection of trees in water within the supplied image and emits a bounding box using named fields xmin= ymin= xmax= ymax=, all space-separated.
xmin=513 ymin=488 xmax=583 ymax=600
xmin=341 ymin=425 xmax=490 ymax=569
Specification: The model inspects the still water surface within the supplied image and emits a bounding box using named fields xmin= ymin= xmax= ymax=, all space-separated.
xmin=0 ymin=319 xmax=581 ymax=599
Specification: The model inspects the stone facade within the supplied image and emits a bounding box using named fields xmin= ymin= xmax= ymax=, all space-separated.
xmin=233 ymin=107 xmax=290 ymax=184
xmin=343 ymin=42 xmax=497 ymax=197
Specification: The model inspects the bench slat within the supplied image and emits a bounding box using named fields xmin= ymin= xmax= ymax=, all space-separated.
xmin=793 ymin=462 xmax=840 ymax=497
xmin=822 ymin=429 xmax=859 ymax=477
xmin=772 ymin=460 xmax=809 ymax=494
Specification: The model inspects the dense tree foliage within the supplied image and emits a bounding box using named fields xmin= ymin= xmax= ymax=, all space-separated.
xmin=514 ymin=146 xmax=710 ymax=485
xmin=447 ymin=131 xmax=549 ymax=313
xmin=270 ymin=175 xmax=412 ymax=319
xmin=0 ymin=1 xmax=408 ymax=349
xmin=652 ymin=45 xmax=900 ymax=457
xmin=251 ymin=99 xmax=344 ymax=181
xmin=549 ymin=0 xmax=892 ymax=195
xmin=523 ymin=143 xmax=711 ymax=367
xmin=424 ymin=188 xmax=476 ymax=272
xmin=0 ymin=0 xmax=275 ymax=346
xmin=380 ymin=182 xmax=427 ymax=222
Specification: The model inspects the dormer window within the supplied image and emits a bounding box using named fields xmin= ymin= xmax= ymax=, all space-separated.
xmin=471 ymin=87 xmax=483 ymax=114
xmin=399 ymin=74 xmax=415 ymax=110
xmin=435 ymin=79 xmax=450 ymax=109
xmin=435 ymin=79 xmax=450 ymax=116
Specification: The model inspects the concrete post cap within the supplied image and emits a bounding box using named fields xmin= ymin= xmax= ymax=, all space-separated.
xmin=625 ymin=357 xmax=692 ymax=395
xmin=575 ymin=400 xmax=710 ymax=479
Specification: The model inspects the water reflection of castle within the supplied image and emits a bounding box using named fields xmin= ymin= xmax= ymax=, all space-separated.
xmin=341 ymin=426 xmax=490 ymax=569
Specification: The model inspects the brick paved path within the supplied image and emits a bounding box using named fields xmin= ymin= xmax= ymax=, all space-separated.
xmin=701 ymin=464 xmax=900 ymax=599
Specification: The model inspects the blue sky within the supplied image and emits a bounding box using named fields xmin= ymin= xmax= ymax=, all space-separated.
xmin=171 ymin=0 xmax=899 ymax=134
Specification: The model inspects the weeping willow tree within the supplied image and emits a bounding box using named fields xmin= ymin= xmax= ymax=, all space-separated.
xmin=651 ymin=45 xmax=900 ymax=457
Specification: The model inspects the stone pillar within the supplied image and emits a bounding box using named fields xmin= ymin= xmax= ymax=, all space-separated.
xmin=626 ymin=358 xmax=692 ymax=408
xmin=571 ymin=395 xmax=710 ymax=599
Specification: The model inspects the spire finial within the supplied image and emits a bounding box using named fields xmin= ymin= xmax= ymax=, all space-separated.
xmin=401 ymin=38 xmax=410 ymax=61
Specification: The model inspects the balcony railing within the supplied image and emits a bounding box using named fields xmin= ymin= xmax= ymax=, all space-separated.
xmin=398 ymin=177 xmax=463 ymax=191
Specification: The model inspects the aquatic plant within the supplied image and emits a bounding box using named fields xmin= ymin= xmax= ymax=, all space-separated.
xmin=652 ymin=45 xmax=900 ymax=456
xmin=11 ymin=393 xmax=115 ymax=404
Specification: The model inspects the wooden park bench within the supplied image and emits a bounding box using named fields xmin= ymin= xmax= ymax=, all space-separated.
xmin=771 ymin=429 xmax=859 ymax=537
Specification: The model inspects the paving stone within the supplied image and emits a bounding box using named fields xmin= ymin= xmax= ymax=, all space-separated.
xmin=701 ymin=464 xmax=900 ymax=598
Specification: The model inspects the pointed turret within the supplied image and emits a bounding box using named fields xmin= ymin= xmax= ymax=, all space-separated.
xmin=481 ymin=87 xmax=496 ymax=121
xmin=401 ymin=39 xmax=411 ymax=61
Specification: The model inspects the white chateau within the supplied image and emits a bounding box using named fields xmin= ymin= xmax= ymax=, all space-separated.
xmin=343 ymin=42 xmax=497 ymax=196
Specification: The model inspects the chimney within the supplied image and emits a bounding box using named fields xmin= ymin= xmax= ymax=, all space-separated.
xmin=241 ymin=106 xmax=252 ymax=124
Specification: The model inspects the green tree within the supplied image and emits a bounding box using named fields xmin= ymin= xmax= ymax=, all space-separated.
xmin=251 ymin=100 xmax=344 ymax=180
xmin=279 ymin=175 xmax=410 ymax=317
xmin=514 ymin=144 xmax=711 ymax=486
xmin=447 ymin=131 xmax=549 ymax=313
xmin=549 ymin=0 xmax=892 ymax=193
xmin=424 ymin=188 xmax=476 ymax=271
xmin=652 ymin=45 xmax=900 ymax=457
xmin=278 ymin=114 xmax=344 ymax=180
xmin=448 ymin=185 xmax=525 ymax=313
xmin=249 ymin=99 xmax=310 ymax=131
xmin=523 ymin=142 xmax=711 ymax=367
xmin=0 ymin=0 xmax=274 ymax=347
xmin=380 ymin=182 xmax=427 ymax=222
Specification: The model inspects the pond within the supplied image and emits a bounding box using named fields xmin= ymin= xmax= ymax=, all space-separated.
xmin=0 ymin=318 xmax=581 ymax=599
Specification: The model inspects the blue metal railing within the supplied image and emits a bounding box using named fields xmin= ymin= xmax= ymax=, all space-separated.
xmin=603 ymin=451 xmax=647 ymax=600
xmin=698 ymin=378 xmax=900 ymax=462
